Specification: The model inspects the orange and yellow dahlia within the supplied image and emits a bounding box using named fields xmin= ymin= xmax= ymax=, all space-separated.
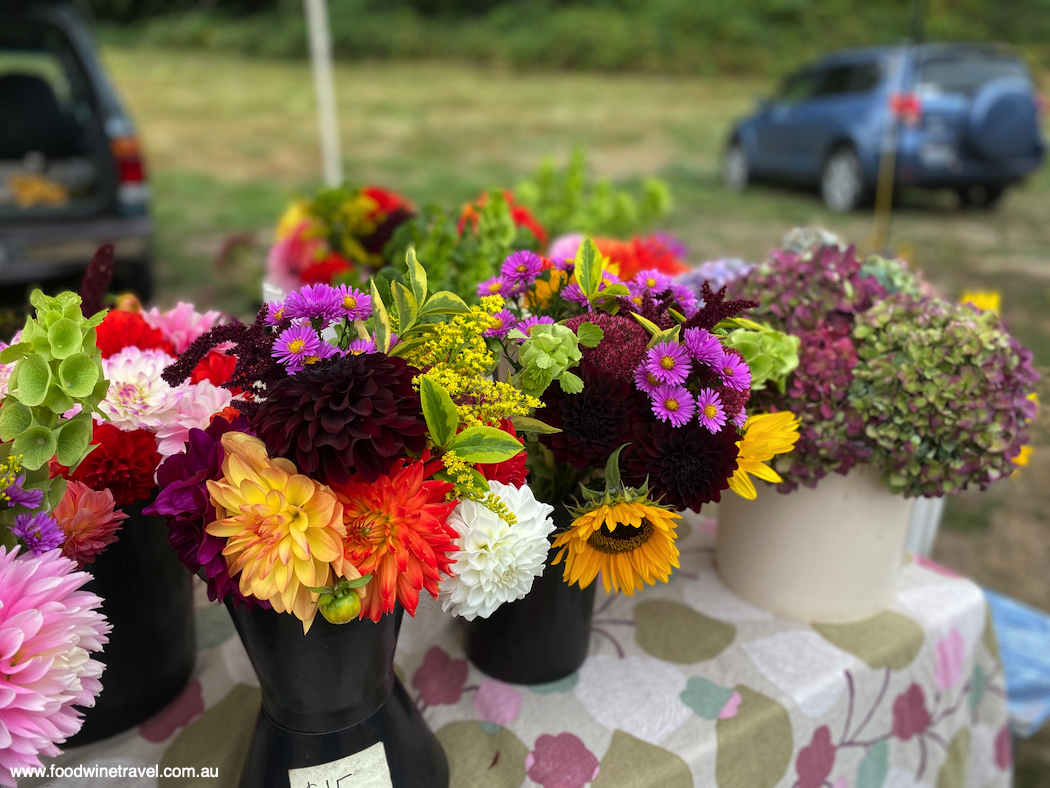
xmin=332 ymin=456 xmax=458 ymax=622
xmin=206 ymin=432 xmax=356 ymax=631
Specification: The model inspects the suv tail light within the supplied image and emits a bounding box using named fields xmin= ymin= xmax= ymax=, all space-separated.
xmin=889 ymin=92 xmax=923 ymax=127
xmin=110 ymin=135 xmax=149 ymax=209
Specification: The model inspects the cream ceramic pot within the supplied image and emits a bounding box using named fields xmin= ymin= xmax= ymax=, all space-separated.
xmin=715 ymin=464 xmax=914 ymax=623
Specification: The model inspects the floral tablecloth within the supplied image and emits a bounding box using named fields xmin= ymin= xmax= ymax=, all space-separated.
xmin=31 ymin=513 xmax=1011 ymax=788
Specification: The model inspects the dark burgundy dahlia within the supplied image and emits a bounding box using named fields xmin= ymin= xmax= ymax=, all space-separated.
xmin=540 ymin=362 xmax=647 ymax=469
xmin=623 ymin=420 xmax=740 ymax=511
xmin=252 ymin=352 xmax=427 ymax=484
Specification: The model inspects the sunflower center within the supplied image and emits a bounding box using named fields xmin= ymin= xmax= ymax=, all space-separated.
xmin=288 ymin=339 xmax=305 ymax=354
xmin=587 ymin=518 xmax=655 ymax=555
xmin=660 ymin=356 xmax=676 ymax=370
xmin=704 ymin=404 xmax=718 ymax=418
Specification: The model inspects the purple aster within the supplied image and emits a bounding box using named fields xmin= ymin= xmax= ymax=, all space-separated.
xmin=669 ymin=283 xmax=700 ymax=317
xmin=561 ymin=282 xmax=590 ymax=307
xmin=3 ymin=474 xmax=44 ymax=510
xmin=348 ymin=337 xmax=378 ymax=355
xmin=484 ymin=310 xmax=517 ymax=339
xmin=501 ymin=251 xmax=544 ymax=284
xmin=633 ymin=269 xmax=674 ymax=294
xmin=334 ymin=285 xmax=372 ymax=321
xmin=515 ymin=315 xmax=555 ymax=340
xmin=652 ymin=231 xmax=689 ymax=260
xmin=634 ymin=363 xmax=663 ymax=395
xmin=552 ymin=257 xmax=575 ymax=272
xmin=273 ymin=323 xmax=322 ymax=372
xmin=265 ymin=299 xmax=287 ymax=325
xmin=477 ymin=276 xmax=512 ymax=299
xmin=283 ymin=284 xmax=343 ymax=325
xmin=696 ymin=388 xmax=727 ymax=433
xmin=683 ymin=327 xmax=724 ymax=368
xmin=301 ymin=340 xmax=340 ymax=368
xmin=733 ymin=407 xmax=747 ymax=429
xmin=12 ymin=511 xmax=64 ymax=555
xmin=651 ymin=383 xmax=696 ymax=427
xmin=645 ymin=341 xmax=692 ymax=385
xmin=717 ymin=350 xmax=752 ymax=392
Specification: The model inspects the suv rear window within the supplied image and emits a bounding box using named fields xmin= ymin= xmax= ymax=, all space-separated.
xmin=0 ymin=20 xmax=102 ymax=217
xmin=919 ymin=56 xmax=1030 ymax=96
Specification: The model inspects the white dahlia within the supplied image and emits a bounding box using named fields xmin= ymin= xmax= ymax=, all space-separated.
xmin=99 ymin=347 xmax=181 ymax=431
xmin=440 ymin=481 xmax=555 ymax=621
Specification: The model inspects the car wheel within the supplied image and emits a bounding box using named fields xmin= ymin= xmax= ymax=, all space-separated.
xmin=821 ymin=147 xmax=865 ymax=212
xmin=957 ymin=184 xmax=1005 ymax=210
xmin=722 ymin=140 xmax=750 ymax=191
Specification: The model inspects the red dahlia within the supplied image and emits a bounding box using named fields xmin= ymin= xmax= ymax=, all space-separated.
xmin=58 ymin=423 xmax=161 ymax=506
xmin=95 ymin=310 xmax=174 ymax=358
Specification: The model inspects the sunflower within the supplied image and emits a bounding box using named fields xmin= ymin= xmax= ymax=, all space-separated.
xmin=727 ymin=411 xmax=801 ymax=499
xmin=552 ymin=499 xmax=681 ymax=595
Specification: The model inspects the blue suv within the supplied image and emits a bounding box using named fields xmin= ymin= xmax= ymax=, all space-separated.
xmin=723 ymin=43 xmax=1046 ymax=211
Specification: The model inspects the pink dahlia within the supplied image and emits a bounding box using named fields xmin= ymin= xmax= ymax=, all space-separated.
xmin=53 ymin=481 xmax=128 ymax=568
xmin=0 ymin=548 xmax=110 ymax=787
xmin=142 ymin=302 xmax=223 ymax=354
xmin=155 ymin=380 xmax=234 ymax=458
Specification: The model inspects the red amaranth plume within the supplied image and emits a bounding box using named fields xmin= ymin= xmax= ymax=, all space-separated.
xmin=79 ymin=244 xmax=115 ymax=315
xmin=682 ymin=282 xmax=759 ymax=332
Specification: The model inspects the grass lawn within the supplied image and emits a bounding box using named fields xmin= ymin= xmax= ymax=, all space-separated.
xmin=103 ymin=46 xmax=1050 ymax=782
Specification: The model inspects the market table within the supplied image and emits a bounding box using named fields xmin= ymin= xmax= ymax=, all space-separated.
xmin=32 ymin=513 xmax=1011 ymax=788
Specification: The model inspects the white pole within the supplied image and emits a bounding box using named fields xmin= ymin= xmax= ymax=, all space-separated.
xmin=304 ymin=0 xmax=343 ymax=188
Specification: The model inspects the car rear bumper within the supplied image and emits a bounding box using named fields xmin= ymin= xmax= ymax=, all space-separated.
xmin=895 ymin=147 xmax=1044 ymax=188
xmin=0 ymin=215 xmax=152 ymax=285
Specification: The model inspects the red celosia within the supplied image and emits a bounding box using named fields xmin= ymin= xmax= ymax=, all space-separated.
xmin=52 ymin=480 xmax=127 ymax=567
xmin=476 ymin=420 xmax=527 ymax=486
xmin=95 ymin=309 xmax=175 ymax=359
xmin=331 ymin=455 xmax=458 ymax=622
xmin=57 ymin=423 xmax=161 ymax=506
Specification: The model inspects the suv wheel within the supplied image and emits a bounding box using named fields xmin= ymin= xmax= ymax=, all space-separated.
xmin=821 ymin=148 xmax=865 ymax=212
xmin=722 ymin=140 xmax=750 ymax=191
xmin=957 ymin=184 xmax=1005 ymax=210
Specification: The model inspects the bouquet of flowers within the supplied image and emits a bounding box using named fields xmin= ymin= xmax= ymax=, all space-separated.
xmin=728 ymin=235 xmax=1039 ymax=497
xmin=0 ymin=290 xmax=121 ymax=785
xmin=150 ymin=253 xmax=562 ymax=628
xmin=268 ymin=185 xmax=414 ymax=292
xmin=477 ymin=238 xmax=800 ymax=595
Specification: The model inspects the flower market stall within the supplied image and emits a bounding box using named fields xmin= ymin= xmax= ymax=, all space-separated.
xmin=0 ymin=156 xmax=1035 ymax=788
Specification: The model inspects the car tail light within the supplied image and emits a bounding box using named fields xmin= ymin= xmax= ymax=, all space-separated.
xmin=889 ymin=92 xmax=923 ymax=127
xmin=110 ymin=135 xmax=149 ymax=209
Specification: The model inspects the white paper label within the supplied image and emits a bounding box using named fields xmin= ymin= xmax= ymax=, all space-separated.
xmin=287 ymin=742 xmax=393 ymax=788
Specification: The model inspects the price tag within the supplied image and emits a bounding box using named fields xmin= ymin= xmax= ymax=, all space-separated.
xmin=287 ymin=742 xmax=393 ymax=788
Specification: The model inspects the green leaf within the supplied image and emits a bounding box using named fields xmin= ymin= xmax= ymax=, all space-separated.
xmin=391 ymin=282 xmax=418 ymax=334
xmin=592 ymin=283 xmax=630 ymax=299
xmin=418 ymin=291 xmax=470 ymax=317
xmin=510 ymin=415 xmax=561 ymax=435
xmin=856 ymin=739 xmax=888 ymax=788
xmin=420 ymin=376 xmax=459 ymax=448
xmin=575 ymin=238 xmax=603 ymax=298
xmin=447 ymin=426 xmax=525 ymax=464
xmin=47 ymin=318 xmax=83 ymax=359
xmin=604 ymin=444 xmax=629 ymax=491
xmin=0 ymin=400 xmax=34 ymax=440
xmin=575 ymin=322 xmax=604 ymax=348
xmin=41 ymin=384 xmax=74 ymax=416
xmin=558 ymin=370 xmax=584 ymax=394
xmin=434 ymin=468 xmax=490 ymax=493
xmin=12 ymin=425 xmax=57 ymax=470
xmin=647 ymin=324 xmax=681 ymax=351
xmin=0 ymin=343 xmax=31 ymax=364
xmin=58 ymin=353 xmax=100 ymax=398
xmin=370 ymin=279 xmax=392 ymax=354
xmin=13 ymin=354 xmax=51 ymax=407
xmin=630 ymin=312 xmax=662 ymax=337
xmin=45 ymin=476 xmax=67 ymax=512
xmin=54 ymin=413 xmax=93 ymax=468
xmin=405 ymin=246 xmax=428 ymax=305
